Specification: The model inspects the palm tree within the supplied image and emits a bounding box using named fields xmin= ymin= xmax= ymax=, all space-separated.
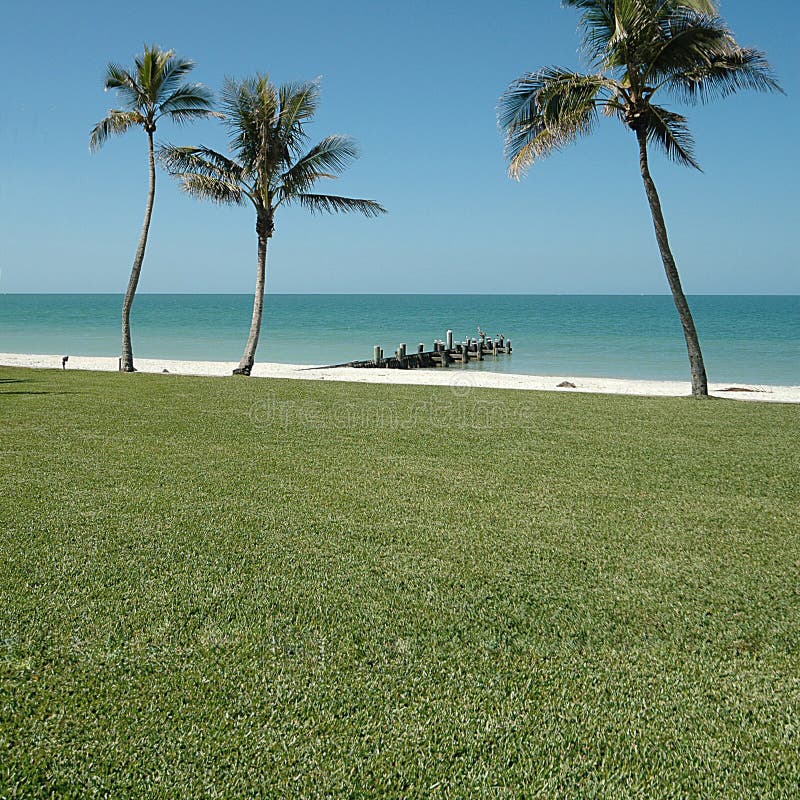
xmin=499 ymin=0 xmax=782 ymax=397
xmin=90 ymin=45 xmax=218 ymax=372
xmin=160 ymin=76 xmax=386 ymax=375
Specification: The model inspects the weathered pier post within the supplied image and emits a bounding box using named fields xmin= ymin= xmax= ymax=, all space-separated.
xmin=336 ymin=324 xmax=511 ymax=370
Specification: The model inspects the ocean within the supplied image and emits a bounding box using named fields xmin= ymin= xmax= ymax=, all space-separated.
xmin=1 ymin=294 xmax=797 ymax=385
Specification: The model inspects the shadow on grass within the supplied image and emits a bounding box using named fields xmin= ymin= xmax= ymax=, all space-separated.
xmin=0 ymin=377 xmax=82 ymax=396
xmin=0 ymin=390 xmax=80 ymax=397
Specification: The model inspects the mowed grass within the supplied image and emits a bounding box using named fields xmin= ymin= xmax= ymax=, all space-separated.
xmin=1 ymin=366 xmax=798 ymax=799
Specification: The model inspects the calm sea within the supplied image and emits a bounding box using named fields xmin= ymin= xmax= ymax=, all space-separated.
xmin=1 ymin=294 xmax=797 ymax=385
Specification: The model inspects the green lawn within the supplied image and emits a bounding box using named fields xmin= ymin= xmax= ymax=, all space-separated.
xmin=1 ymin=366 xmax=798 ymax=798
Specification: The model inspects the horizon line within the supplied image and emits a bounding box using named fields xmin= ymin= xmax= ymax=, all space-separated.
xmin=4 ymin=292 xmax=800 ymax=298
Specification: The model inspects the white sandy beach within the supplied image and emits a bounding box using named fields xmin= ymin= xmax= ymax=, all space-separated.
xmin=1 ymin=352 xmax=798 ymax=403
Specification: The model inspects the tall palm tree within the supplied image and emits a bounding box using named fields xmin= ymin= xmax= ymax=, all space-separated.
xmin=160 ymin=76 xmax=386 ymax=375
xmin=90 ymin=45 xmax=218 ymax=372
xmin=499 ymin=0 xmax=782 ymax=397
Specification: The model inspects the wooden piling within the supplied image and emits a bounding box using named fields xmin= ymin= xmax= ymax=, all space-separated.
xmin=341 ymin=325 xmax=512 ymax=370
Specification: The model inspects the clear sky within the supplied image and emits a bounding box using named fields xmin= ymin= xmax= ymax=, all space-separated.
xmin=0 ymin=0 xmax=797 ymax=294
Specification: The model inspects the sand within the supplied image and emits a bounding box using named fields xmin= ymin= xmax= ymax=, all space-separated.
xmin=1 ymin=352 xmax=798 ymax=403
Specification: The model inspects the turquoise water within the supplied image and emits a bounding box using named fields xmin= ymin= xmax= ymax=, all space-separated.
xmin=1 ymin=294 xmax=797 ymax=384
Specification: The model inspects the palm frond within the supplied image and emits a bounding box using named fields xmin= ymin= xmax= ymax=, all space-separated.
xmin=668 ymin=45 xmax=784 ymax=104
xmin=562 ymin=0 xmax=616 ymax=65
xmin=221 ymin=77 xmax=279 ymax=172
xmin=159 ymin=83 xmax=214 ymax=113
xmin=605 ymin=0 xmax=681 ymax=74
xmin=294 ymin=194 xmax=386 ymax=217
xmin=89 ymin=110 xmax=144 ymax=151
xmin=157 ymin=83 xmax=219 ymax=128
xmin=161 ymin=107 xmax=223 ymax=126
xmin=97 ymin=46 xmax=214 ymax=140
xmin=155 ymin=56 xmax=196 ymax=101
xmin=280 ymin=135 xmax=359 ymax=194
xmin=103 ymin=64 xmax=143 ymax=109
xmin=499 ymin=68 xmax=608 ymax=178
xmin=278 ymin=80 xmax=320 ymax=139
xmin=659 ymin=0 xmax=718 ymax=16
xmin=135 ymin=46 xmax=173 ymax=100
xmin=165 ymin=75 xmax=384 ymax=222
xmin=645 ymin=10 xmax=734 ymax=87
xmin=499 ymin=68 xmax=609 ymax=130
xmin=255 ymin=75 xmax=280 ymax=118
xmin=174 ymin=173 xmax=246 ymax=206
xmin=502 ymin=0 xmax=780 ymax=183
xmin=564 ymin=0 xmax=721 ymax=70
xmin=644 ymin=104 xmax=701 ymax=170
xmin=608 ymin=0 xmax=651 ymax=47
xmin=159 ymin=144 xmax=249 ymax=206
xmin=159 ymin=144 xmax=243 ymax=182
xmin=508 ymin=127 xmax=576 ymax=180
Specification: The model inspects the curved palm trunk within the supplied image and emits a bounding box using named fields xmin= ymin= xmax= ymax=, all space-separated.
xmin=120 ymin=130 xmax=157 ymax=372
xmin=233 ymin=215 xmax=271 ymax=376
xmin=636 ymin=129 xmax=709 ymax=397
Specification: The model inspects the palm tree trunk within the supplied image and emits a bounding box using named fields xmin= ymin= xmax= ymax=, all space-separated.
xmin=636 ymin=129 xmax=709 ymax=397
xmin=120 ymin=130 xmax=157 ymax=372
xmin=233 ymin=215 xmax=270 ymax=376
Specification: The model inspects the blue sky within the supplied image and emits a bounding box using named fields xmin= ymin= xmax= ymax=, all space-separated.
xmin=1 ymin=0 xmax=797 ymax=294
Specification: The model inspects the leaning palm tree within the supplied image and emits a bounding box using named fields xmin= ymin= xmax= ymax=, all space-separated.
xmin=160 ymin=76 xmax=386 ymax=375
xmin=499 ymin=0 xmax=782 ymax=396
xmin=90 ymin=45 xmax=217 ymax=372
